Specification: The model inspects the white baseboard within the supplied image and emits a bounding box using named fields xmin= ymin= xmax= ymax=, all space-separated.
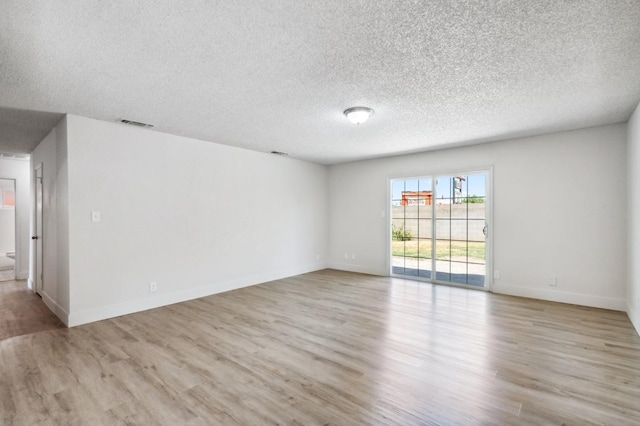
xmin=15 ymin=270 xmax=28 ymax=280
xmin=41 ymin=291 xmax=70 ymax=327
xmin=628 ymin=304 xmax=640 ymax=337
xmin=67 ymin=262 xmax=327 ymax=327
xmin=327 ymin=261 xmax=385 ymax=276
xmin=492 ymin=283 xmax=626 ymax=311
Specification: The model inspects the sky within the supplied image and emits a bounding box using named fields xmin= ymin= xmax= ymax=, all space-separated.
xmin=391 ymin=173 xmax=486 ymax=203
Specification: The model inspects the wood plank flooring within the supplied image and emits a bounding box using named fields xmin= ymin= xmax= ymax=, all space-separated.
xmin=0 ymin=280 xmax=65 ymax=340
xmin=1 ymin=269 xmax=640 ymax=425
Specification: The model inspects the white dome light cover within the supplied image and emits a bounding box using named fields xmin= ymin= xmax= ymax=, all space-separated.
xmin=344 ymin=107 xmax=373 ymax=125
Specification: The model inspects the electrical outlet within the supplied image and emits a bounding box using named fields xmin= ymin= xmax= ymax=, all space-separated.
xmin=149 ymin=282 xmax=157 ymax=292
xmin=344 ymin=253 xmax=348 ymax=259
xmin=493 ymin=270 xmax=500 ymax=279
xmin=550 ymin=276 xmax=557 ymax=287
xmin=91 ymin=210 xmax=101 ymax=222
xmin=351 ymin=253 xmax=356 ymax=259
xmin=316 ymin=254 xmax=320 ymax=261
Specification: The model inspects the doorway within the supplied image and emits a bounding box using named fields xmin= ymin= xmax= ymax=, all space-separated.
xmin=390 ymin=170 xmax=491 ymax=289
xmin=0 ymin=178 xmax=16 ymax=282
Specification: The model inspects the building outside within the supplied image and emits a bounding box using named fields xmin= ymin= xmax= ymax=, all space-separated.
xmin=401 ymin=191 xmax=433 ymax=206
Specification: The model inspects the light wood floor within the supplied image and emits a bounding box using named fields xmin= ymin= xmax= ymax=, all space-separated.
xmin=0 ymin=280 xmax=65 ymax=340
xmin=1 ymin=270 xmax=639 ymax=425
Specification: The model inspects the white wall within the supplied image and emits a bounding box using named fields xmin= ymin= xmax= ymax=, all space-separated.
xmin=628 ymin=103 xmax=640 ymax=334
xmin=30 ymin=117 xmax=70 ymax=324
xmin=0 ymin=157 xmax=30 ymax=279
xmin=329 ymin=124 xmax=627 ymax=311
xmin=64 ymin=115 xmax=328 ymax=326
xmin=30 ymin=114 xmax=631 ymax=327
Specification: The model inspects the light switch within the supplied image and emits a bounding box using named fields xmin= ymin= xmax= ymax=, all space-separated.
xmin=91 ymin=211 xmax=101 ymax=222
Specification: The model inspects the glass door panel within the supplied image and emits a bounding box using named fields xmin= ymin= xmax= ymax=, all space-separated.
xmin=391 ymin=177 xmax=433 ymax=280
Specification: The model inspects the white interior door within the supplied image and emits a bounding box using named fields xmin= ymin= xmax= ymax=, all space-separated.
xmin=34 ymin=166 xmax=43 ymax=294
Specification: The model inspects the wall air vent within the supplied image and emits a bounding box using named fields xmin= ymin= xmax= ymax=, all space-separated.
xmin=270 ymin=151 xmax=289 ymax=156
xmin=119 ymin=119 xmax=154 ymax=128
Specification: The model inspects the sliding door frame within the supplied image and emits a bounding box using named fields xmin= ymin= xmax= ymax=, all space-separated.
xmin=387 ymin=166 xmax=494 ymax=291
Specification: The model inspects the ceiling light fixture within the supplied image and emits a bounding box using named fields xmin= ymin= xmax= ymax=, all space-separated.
xmin=344 ymin=107 xmax=373 ymax=125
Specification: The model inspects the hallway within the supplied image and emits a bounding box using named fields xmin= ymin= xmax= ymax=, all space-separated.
xmin=0 ymin=279 xmax=65 ymax=340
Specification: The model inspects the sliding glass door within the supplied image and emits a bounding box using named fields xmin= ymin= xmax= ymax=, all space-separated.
xmin=391 ymin=171 xmax=489 ymax=288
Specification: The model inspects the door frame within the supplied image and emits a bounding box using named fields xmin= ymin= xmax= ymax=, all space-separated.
xmin=34 ymin=164 xmax=43 ymax=295
xmin=387 ymin=166 xmax=494 ymax=291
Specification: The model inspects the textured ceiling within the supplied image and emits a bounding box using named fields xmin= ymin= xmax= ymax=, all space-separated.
xmin=1 ymin=1 xmax=639 ymax=164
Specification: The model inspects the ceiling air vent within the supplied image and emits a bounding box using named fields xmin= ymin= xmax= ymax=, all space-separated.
xmin=119 ymin=119 xmax=154 ymax=128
